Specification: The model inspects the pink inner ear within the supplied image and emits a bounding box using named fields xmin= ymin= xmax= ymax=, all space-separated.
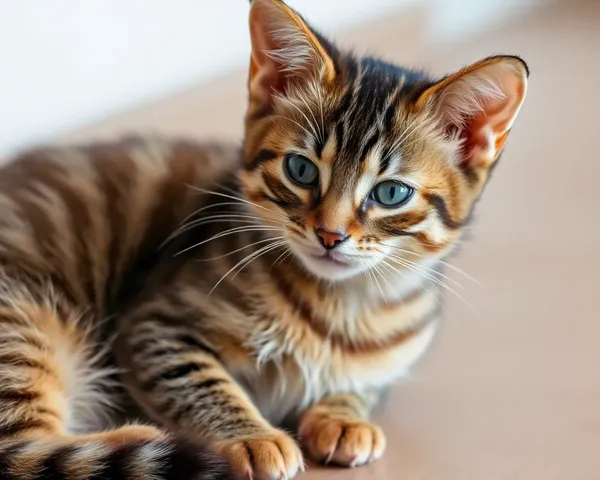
xmin=438 ymin=62 xmax=527 ymax=169
xmin=249 ymin=5 xmax=283 ymax=104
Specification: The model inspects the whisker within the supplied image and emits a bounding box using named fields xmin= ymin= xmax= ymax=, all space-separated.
xmin=384 ymin=251 xmax=467 ymax=293
xmin=378 ymin=242 xmax=482 ymax=286
xmin=387 ymin=255 xmax=478 ymax=315
xmin=389 ymin=115 xmax=428 ymax=156
xmin=186 ymin=186 xmax=290 ymax=222
xmin=371 ymin=263 xmax=391 ymax=305
xmin=271 ymin=247 xmax=293 ymax=270
xmin=209 ymin=240 xmax=287 ymax=295
xmin=163 ymin=215 xmax=282 ymax=249
xmin=214 ymin=181 xmax=242 ymax=197
xmin=274 ymin=113 xmax=315 ymax=144
xmin=196 ymin=236 xmax=286 ymax=262
xmin=367 ymin=264 xmax=387 ymax=305
xmin=176 ymin=201 xmax=246 ymax=230
xmin=175 ymin=226 xmax=283 ymax=256
xmin=275 ymin=91 xmax=322 ymax=144
xmin=231 ymin=241 xmax=287 ymax=280
xmin=297 ymin=91 xmax=324 ymax=144
xmin=316 ymin=83 xmax=326 ymax=143
xmin=167 ymin=213 xmax=288 ymax=245
xmin=380 ymin=258 xmax=449 ymax=316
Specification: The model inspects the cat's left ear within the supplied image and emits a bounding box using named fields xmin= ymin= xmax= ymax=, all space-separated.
xmin=248 ymin=0 xmax=336 ymax=109
xmin=416 ymin=55 xmax=528 ymax=181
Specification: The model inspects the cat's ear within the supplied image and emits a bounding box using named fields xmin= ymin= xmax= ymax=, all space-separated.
xmin=416 ymin=55 xmax=528 ymax=180
xmin=248 ymin=0 xmax=335 ymax=108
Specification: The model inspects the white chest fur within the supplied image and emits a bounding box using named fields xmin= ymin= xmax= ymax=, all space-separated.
xmin=236 ymin=314 xmax=438 ymax=425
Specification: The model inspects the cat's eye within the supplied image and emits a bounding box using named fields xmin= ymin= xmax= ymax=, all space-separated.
xmin=284 ymin=154 xmax=319 ymax=187
xmin=371 ymin=181 xmax=413 ymax=207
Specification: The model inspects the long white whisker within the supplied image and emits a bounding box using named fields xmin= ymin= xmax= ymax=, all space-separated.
xmin=387 ymin=256 xmax=478 ymax=315
xmin=196 ymin=236 xmax=286 ymax=262
xmin=381 ymin=258 xmax=450 ymax=316
xmin=271 ymin=247 xmax=293 ymax=270
xmin=368 ymin=264 xmax=387 ymax=305
xmin=274 ymin=113 xmax=315 ymax=144
xmin=178 ymin=202 xmax=245 ymax=226
xmin=166 ymin=213 xmax=288 ymax=245
xmin=378 ymin=242 xmax=482 ymax=286
xmin=384 ymin=252 xmax=467 ymax=293
xmin=209 ymin=240 xmax=287 ymax=295
xmin=297 ymin=91 xmax=324 ymax=144
xmin=231 ymin=241 xmax=287 ymax=280
xmin=317 ymin=84 xmax=326 ymax=143
xmin=187 ymin=187 xmax=290 ymax=222
xmin=175 ymin=226 xmax=283 ymax=256
xmin=274 ymin=91 xmax=321 ymax=144
xmin=389 ymin=115 xmax=427 ymax=156
xmin=372 ymin=263 xmax=391 ymax=305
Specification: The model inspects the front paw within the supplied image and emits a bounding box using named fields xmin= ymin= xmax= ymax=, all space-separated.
xmin=215 ymin=429 xmax=304 ymax=480
xmin=299 ymin=413 xmax=386 ymax=468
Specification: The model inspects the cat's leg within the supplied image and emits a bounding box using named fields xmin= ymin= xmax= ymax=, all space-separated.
xmin=118 ymin=313 xmax=304 ymax=480
xmin=298 ymin=390 xmax=387 ymax=467
xmin=0 ymin=281 xmax=230 ymax=479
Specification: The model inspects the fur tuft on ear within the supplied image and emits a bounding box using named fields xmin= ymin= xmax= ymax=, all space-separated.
xmin=417 ymin=56 xmax=528 ymax=176
xmin=248 ymin=0 xmax=335 ymax=110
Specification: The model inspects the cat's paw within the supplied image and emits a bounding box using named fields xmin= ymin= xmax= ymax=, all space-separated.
xmin=299 ymin=414 xmax=386 ymax=467
xmin=216 ymin=429 xmax=304 ymax=480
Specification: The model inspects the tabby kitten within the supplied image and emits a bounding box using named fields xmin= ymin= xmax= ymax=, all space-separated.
xmin=0 ymin=0 xmax=528 ymax=479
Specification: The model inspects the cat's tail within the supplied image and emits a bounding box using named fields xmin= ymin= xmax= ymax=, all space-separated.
xmin=0 ymin=425 xmax=233 ymax=479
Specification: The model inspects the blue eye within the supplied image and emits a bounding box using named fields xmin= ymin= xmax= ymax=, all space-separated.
xmin=284 ymin=154 xmax=319 ymax=187
xmin=371 ymin=181 xmax=413 ymax=207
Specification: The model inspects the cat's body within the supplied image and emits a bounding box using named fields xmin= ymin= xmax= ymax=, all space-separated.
xmin=0 ymin=1 xmax=528 ymax=479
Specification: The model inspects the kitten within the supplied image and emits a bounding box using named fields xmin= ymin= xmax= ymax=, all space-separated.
xmin=0 ymin=0 xmax=528 ymax=479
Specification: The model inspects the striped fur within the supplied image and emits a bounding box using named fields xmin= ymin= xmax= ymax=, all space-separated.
xmin=0 ymin=1 xmax=528 ymax=478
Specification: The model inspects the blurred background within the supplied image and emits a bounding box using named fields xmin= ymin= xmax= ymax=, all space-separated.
xmin=1 ymin=1 xmax=599 ymax=479
xmin=0 ymin=0 xmax=559 ymax=155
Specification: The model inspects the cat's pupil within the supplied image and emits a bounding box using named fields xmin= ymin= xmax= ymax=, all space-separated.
xmin=389 ymin=185 xmax=396 ymax=199
xmin=299 ymin=164 xmax=306 ymax=177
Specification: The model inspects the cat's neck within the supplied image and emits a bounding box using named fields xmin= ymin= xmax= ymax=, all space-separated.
xmin=274 ymin=252 xmax=438 ymax=313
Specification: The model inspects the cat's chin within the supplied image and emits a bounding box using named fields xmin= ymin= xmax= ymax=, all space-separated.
xmin=293 ymin=250 xmax=367 ymax=282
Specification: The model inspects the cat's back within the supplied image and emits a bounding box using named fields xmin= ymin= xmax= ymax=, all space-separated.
xmin=0 ymin=136 xmax=241 ymax=313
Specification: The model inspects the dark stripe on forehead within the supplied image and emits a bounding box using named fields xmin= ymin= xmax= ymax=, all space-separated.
xmin=246 ymin=149 xmax=278 ymax=171
xmin=314 ymin=131 xmax=326 ymax=159
xmin=378 ymin=146 xmax=393 ymax=175
xmin=359 ymin=132 xmax=380 ymax=163
xmin=423 ymin=193 xmax=464 ymax=229
xmin=384 ymin=86 xmax=404 ymax=134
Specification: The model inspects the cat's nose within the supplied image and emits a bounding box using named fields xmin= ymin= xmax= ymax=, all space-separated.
xmin=315 ymin=228 xmax=349 ymax=250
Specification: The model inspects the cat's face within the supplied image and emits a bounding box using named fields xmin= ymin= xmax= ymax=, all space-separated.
xmin=241 ymin=0 xmax=528 ymax=281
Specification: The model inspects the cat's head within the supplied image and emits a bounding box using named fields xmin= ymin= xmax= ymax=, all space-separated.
xmin=240 ymin=0 xmax=528 ymax=281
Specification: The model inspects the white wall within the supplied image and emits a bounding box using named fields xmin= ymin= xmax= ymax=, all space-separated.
xmin=0 ymin=0 xmax=537 ymax=156
xmin=0 ymin=0 xmax=419 ymax=156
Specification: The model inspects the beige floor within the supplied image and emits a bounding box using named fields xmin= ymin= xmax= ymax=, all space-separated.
xmin=61 ymin=2 xmax=600 ymax=479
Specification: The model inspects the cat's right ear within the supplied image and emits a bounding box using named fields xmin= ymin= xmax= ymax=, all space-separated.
xmin=248 ymin=0 xmax=335 ymax=110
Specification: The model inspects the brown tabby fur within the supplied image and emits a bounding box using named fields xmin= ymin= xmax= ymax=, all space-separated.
xmin=0 ymin=1 xmax=528 ymax=479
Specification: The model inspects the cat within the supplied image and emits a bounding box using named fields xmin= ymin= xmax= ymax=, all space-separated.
xmin=0 ymin=0 xmax=528 ymax=479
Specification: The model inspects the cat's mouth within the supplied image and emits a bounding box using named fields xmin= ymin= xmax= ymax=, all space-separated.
xmin=310 ymin=252 xmax=349 ymax=266
xmin=288 ymin=240 xmax=368 ymax=280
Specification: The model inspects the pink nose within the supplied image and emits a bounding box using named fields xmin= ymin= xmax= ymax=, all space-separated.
xmin=315 ymin=228 xmax=349 ymax=250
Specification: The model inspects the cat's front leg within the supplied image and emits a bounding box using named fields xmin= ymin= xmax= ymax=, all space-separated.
xmin=298 ymin=390 xmax=386 ymax=467
xmin=117 ymin=314 xmax=303 ymax=480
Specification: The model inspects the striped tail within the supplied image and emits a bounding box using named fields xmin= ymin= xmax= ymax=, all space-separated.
xmin=0 ymin=427 xmax=233 ymax=479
